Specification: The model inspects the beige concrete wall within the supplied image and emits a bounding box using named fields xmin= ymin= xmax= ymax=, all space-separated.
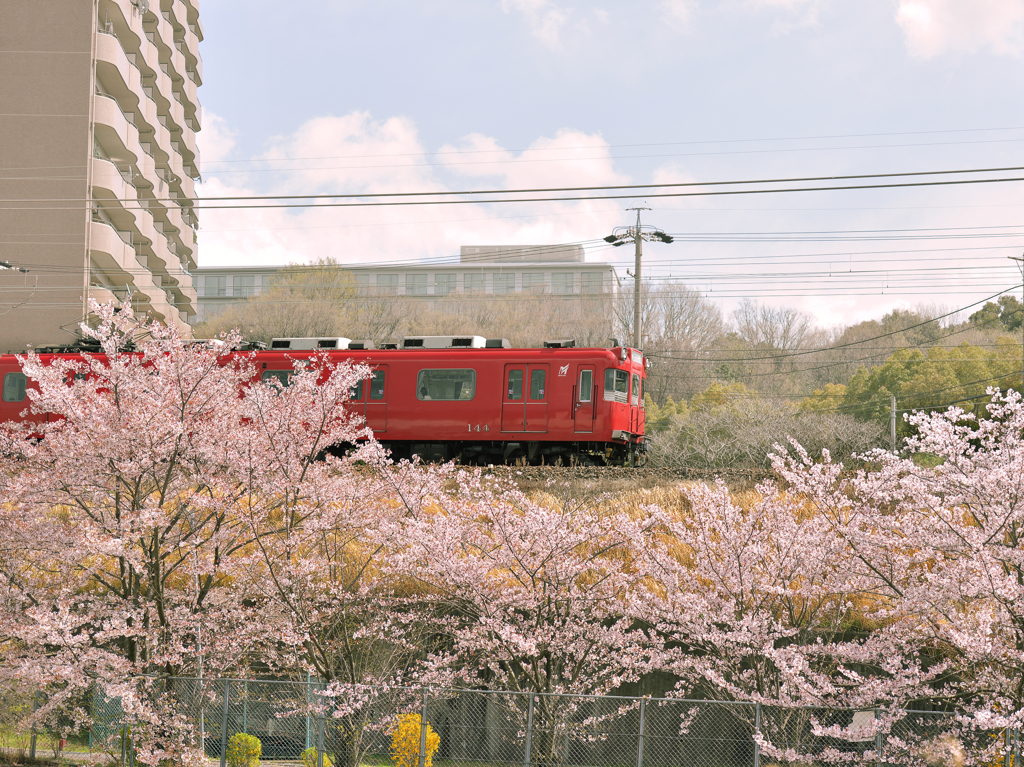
xmin=0 ymin=0 xmax=95 ymax=352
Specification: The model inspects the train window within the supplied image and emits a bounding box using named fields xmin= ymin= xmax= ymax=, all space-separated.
xmin=579 ymin=370 xmax=592 ymax=402
xmin=417 ymin=369 xmax=476 ymax=401
xmin=529 ymin=369 xmax=546 ymax=400
xmin=261 ymin=370 xmax=293 ymax=387
xmin=350 ymin=380 xmax=364 ymax=400
xmin=632 ymin=374 xmax=640 ymax=406
xmin=603 ymin=369 xmax=629 ymax=403
xmin=369 ymin=370 xmax=385 ymax=400
xmin=507 ymin=369 xmax=523 ymax=400
xmin=2 ymin=372 xmax=26 ymax=403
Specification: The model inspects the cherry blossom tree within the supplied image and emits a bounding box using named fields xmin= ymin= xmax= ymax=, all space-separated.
xmin=643 ymin=479 xmax=947 ymax=764
xmin=228 ymin=458 xmax=453 ymax=767
xmin=0 ymin=302 xmax=372 ymax=765
xmin=769 ymin=389 xmax=1024 ymax=764
xmin=387 ymin=473 xmax=659 ymax=766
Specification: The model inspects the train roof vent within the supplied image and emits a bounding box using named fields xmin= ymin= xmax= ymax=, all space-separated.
xmin=346 ymin=340 xmax=375 ymax=350
xmin=485 ymin=338 xmax=511 ymax=348
xmin=543 ymin=339 xmax=576 ymax=348
xmin=379 ymin=342 xmax=399 ymax=350
xmin=270 ymin=337 xmax=352 ymax=350
xmin=401 ymin=335 xmax=487 ymax=349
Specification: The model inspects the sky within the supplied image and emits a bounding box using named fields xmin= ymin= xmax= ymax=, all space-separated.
xmin=194 ymin=0 xmax=1024 ymax=328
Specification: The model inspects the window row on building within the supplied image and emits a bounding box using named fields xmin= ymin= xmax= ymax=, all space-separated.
xmin=199 ymin=270 xmax=612 ymax=299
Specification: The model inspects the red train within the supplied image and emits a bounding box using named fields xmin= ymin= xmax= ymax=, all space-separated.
xmin=0 ymin=335 xmax=648 ymax=466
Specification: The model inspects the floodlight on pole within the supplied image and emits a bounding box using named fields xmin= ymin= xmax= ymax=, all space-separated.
xmin=604 ymin=208 xmax=673 ymax=350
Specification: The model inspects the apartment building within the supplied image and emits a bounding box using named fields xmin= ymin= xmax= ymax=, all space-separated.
xmin=192 ymin=245 xmax=621 ymax=324
xmin=0 ymin=0 xmax=200 ymax=352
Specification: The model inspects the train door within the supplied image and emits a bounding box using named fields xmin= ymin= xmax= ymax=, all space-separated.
xmin=524 ymin=364 xmax=549 ymax=432
xmin=502 ymin=364 xmax=525 ymax=432
xmin=365 ymin=367 xmax=387 ymax=432
xmin=348 ymin=377 xmax=366 ymax=423
xmin=573 ymin=365 xmax=595 ymax=433
xmin=630 ymin=372 xmax=641 ymax=434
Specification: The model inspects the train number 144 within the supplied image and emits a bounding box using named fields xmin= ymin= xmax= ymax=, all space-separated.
xmin=468 ymin=424 xmax=491 ymax=432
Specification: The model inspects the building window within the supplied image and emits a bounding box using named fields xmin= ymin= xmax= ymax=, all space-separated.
xmin=354 ymin=274 xmax=371 ymax=294
xmin=234 ymin=275 xmax=255 ymax=297
xmin=416 ymin=369 xmax=476 ymax=401
xmin=581 ymin=272 xmax=603 ymax=294
xmin=2 ymin=372 xmax=27 ymax=403
xmin=493 ymin=273 xmax=515 ymax=294
xmin=522 ymin=272 xmax=546 ymax=293
xmin=376 ymin=274 xmax=398 ymax=295
xmin=464 ymin=273 xmax=485 ymax=294
xmin=552 ymin=273 xmax=575 ymax=295
xmin=405 ymin=274 xmax=428 ymax=296
xmin=205 ymin=275 xmax=226 ymax=297
xmin=435 ymin=274 xmax=455 ymax=296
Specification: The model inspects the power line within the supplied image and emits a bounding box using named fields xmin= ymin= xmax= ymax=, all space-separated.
xmin=194 ymin=125 xmax=1024 ymax=166
xmin=11 ymin=162 xmax=1024 ymax=204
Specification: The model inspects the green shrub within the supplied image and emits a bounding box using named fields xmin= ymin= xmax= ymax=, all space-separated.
xmin=301 ymin=746 xmax=333 ymax=767
xmin=226 ymin=732 xmax=261 ymax=767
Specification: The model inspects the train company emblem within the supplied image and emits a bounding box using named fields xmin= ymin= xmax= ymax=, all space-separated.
xmin=558 ymin=364 xmax=570 ymax=377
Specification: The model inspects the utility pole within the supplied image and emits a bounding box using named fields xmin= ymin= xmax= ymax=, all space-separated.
xmin=604 ymin=209 xmax=673 ymax=350
xmin=1011 ymin=254 xmax=1024 ymax=393
xmin=630 ymin=207 xmax=647 ymax=351
xmin=890 ymin=394 xmax=897 ymax=453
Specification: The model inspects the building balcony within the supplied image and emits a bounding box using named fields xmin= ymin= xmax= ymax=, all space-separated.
xmin=89 ymin=221 xmax=144 ymax=280
xmin=96 ymin=32 xmax=143 ymax=109
xmin=101 ymin=0 xmax=145 ymax=57
xmin=91 ymin=158 xmax=140 ymax=232
xmin=93 ymin=95 xmax=140 ymax=167
xmin=88 ymin=284 xmax=122 ymax=308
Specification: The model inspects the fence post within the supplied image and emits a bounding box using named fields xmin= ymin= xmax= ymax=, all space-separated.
xmin=523 ymin=694 xmax=535 ymax=767
xmin=418 ymin=688 xmax=430 ymax=767
xmin=636 ymin=696 xmax=646 ymax=767
xmin=305 ymin=673 xmax=312 ymax=751
xmin=219 ymin=679 xmax=230 ymax=767
xmin=753 ymin=703 xmax=761 ymax=767
xmin=317 ymin=683 xmax=326 ymax=767
xmin=1013 ymin=727 xmax=1019 ymax=767
xmin=29 ymin=690 xmax=38 ymax=760
xmin=242 ymin=679 xmax=248 ymax=734
xmin=874 ymin=707 xmax=883 ymax=767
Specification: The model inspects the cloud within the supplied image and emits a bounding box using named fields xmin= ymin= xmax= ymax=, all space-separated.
xmin=744 ymin=0 xmax=829 ymax=29
xmin=196 ymin=112 xmax=238 ymax=165
xmin=895 ymin=0 xmax=1024 ymax=58
xmin=501 ymin=0 xmax=572 ymax=48
xmin=660 ymin=0 xmax=697 ymax=30
xmin=195 ymin=113 xmax=630 ymax=268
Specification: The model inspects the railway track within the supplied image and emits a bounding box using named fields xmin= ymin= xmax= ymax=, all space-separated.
xmin=477 ymin=465 xmax=776 ymax=487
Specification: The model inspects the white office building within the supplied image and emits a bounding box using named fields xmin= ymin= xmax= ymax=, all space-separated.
xmin=192 ymin=245 xmax=620 ymax=324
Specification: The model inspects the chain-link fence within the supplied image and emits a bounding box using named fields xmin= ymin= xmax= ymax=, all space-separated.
xmin=77 ymin=679 xmax=1022 ymax=766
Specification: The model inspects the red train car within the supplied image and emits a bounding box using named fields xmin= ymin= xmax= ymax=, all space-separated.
xmin=0 ymin=336 xmax=649 ymax=465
